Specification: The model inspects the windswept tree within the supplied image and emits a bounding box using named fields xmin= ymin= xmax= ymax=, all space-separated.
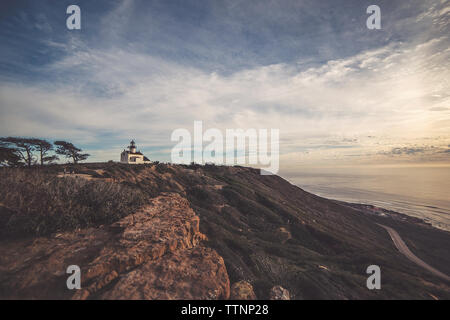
xmin=0 ymin=145 xmax=22 ymax=166
xmin=32 ymin=139 xmax=58 ymax=165
xmin=0 ymin=137 xmax=37 ymax=167
xmin=54 ymin=141 xmax=90 ymax=164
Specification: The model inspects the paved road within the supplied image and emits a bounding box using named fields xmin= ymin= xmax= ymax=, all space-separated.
xmin=378 ymin=224 xmax=450 ymax=282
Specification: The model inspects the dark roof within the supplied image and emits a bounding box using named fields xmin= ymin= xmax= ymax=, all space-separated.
xmin=143 ymin=156 xmax=150 ymax=161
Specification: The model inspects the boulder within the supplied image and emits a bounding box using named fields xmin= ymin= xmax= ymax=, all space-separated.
xmin=270 ymin=285 xmax=290 ymax=300
xmin=230 ymin=280 xmax=256 ymax=300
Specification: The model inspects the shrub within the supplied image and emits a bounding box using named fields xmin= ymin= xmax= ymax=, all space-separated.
xmin=0 ymin=168 xmax=147 ymax=238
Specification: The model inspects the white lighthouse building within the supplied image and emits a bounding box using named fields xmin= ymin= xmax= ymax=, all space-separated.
xmin=120 ymin=140 xmax=151 ymax=164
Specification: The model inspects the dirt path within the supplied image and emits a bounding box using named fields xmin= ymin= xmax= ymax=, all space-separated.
xmin=378 ymin=224 xmax=450 ymax=282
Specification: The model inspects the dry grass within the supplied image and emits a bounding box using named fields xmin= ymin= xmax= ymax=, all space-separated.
xmin=0 ymin=168 xmax=147 ymax=238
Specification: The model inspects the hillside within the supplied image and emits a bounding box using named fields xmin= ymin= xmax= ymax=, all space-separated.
xmin=0 ymin=163 xmax=449 ymax=299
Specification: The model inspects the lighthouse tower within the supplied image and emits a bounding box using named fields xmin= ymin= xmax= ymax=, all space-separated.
xmin=129 ymin=140 xmax=137 ymax=153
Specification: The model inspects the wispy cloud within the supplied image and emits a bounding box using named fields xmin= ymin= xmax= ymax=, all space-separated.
xmin=0 ymin=0 xmax=449 ymax=166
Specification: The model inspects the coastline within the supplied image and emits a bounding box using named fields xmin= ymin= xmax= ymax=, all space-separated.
xmin=337 ymin=201 xmax=441 ymax=230
xmin=295 ymin=184 xmax=450 ymax=232
xmin=286 ymin=166 xmax=450 ymax=232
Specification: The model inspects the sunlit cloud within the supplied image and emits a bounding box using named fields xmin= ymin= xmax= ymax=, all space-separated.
xmin=0 ymin=0 xmax=449 ymax=167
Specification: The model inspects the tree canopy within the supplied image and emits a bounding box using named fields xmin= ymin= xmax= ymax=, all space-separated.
xmin=0 ymin=145 xmax=22 ymax=166
xmin=33 ymin=138 xmax=58 ymax=165
xmin=0 ymin=137 xmax=37 ymax=166
xmin=0 ymin=137 xmax=88 ymax=166
xmin=54 ymin=141 xmax=90 ymax=164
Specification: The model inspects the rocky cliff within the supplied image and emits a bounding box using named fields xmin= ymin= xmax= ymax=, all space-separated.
xmin=0 ymin=192 xmax=229 ymax=299
xmin=0 ymin=163 xmax=449 ymax=299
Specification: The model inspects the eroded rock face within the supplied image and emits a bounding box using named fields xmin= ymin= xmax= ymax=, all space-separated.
xmin=100 ymin=247 xmax=228 ymax=300
xmin=0 ymin=193 xmax=230 ymax=300
xmin=269 ymin=285 xmax=290 ymax=300
xmin=230 ymin=281 xmax=256 ymax=300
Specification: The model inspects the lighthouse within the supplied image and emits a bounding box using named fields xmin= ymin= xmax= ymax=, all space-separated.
xmin=120 ymin=140 xmax=151 ymax=164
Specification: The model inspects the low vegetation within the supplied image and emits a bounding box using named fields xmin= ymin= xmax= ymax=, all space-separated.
xmin=0 ymin=168 xmax=147 ymax=238
xmin=0 ymin=162 xmax=448 ymax=299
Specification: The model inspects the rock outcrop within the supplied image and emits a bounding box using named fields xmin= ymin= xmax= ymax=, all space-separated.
xmin=230 ymin=281 xmax=256 ymax=300
xmin=269 ymin=285 xmax=290 ymax=300
xmin=0 ymin=193 xmax=230 ymax=299
xmin=2 ymin=163 xmax=450 ymax=300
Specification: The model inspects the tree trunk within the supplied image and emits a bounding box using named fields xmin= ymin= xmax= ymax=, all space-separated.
xmin=25 ymin=148 xmax=32 ymax=167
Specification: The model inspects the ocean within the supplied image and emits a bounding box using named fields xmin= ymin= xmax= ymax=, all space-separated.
xmin=285 ymin=166 xmax=450 ymax=232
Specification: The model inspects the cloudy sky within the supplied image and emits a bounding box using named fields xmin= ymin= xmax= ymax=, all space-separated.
xmin=0 ymin=0 xmax=449 ymax=172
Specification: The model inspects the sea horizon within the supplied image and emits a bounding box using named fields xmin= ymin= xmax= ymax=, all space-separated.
xmin=285 ymin=165 xmax=450 ymax=232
